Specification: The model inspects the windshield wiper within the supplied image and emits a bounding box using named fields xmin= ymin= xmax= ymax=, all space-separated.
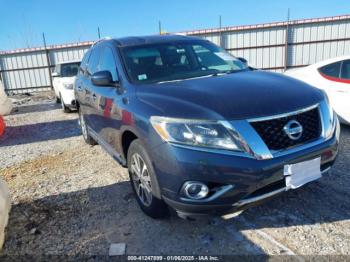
xmin=223 ymin=68 xmax=248 ymax=74
xmin=209 ymin=68 xmax=248 ymax=77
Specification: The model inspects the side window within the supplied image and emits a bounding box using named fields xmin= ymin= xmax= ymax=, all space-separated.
xmin=87 ymin=47 xmax=101 ymax=76
xmin=98 ymin=47 xmax=118 ymax=81
xmin=318 ymin=62 xmax=341 ymax=78
xmin=341 ymin=60 xmax=350 ymax=80
xmin=80 ymin=49 xmax=91 ymax=73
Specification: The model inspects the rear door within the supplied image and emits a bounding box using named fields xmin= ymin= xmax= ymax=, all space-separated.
xmin=82 ymin=46 xmax=101 ymax=130
xmin=75 ymin=50 xmax=90 ymax=111
xmin=318 ymin=60 xmax=350 ymax=122
xmin=337 ymin=60 xmax=350 ymax=122
xmin=90 ymin=44 xmax=124 ymax=152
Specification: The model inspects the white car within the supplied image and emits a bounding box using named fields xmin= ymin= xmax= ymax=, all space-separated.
xmin=0 ymin=178 xmax=10 ymax=250
xmin=285 ymin=56 xmax=350 ymax=125
xmin=52 ymin=61 xmax=80 ymax=112
xmin=0 ymin=80 xmax=12 ymax=116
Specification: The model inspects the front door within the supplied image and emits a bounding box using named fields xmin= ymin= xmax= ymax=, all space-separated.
xmin=90 ymin=45 xmax=125 ymax=157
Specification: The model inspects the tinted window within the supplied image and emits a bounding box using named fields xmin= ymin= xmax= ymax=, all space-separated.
xmin=120 ymin=40 xmax=248 ymax=84
xmin=99 ymin=47 xmax=118 ymax=81
xmin=341 ymin=60 xmax=350 ymax=80
xmin=60 ymin=62 xmax=80 ymax=77
xmin=80 ymin=50 xmax=91 ymax=72
xmin=319 ymin=62 xmax=341 ymax=78
xmin=87 ymin=47 xmax=101 ymax=75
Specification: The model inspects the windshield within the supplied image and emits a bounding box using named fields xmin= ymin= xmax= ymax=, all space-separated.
xmin=60 ymin=62 xmax=80 ymax=77
xmin=120 ymin=40 xmax=249 ymax=84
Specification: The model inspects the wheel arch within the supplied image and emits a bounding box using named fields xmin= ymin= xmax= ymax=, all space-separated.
xmin=121 ymin=130 xmax=138 ymax=163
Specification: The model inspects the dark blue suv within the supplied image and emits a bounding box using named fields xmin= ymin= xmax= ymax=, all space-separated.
xmin=75 ymin=35 xmax=339 ymax=219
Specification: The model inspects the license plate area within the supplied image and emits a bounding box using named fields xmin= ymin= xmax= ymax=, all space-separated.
xmin=284 ymin=158 xmax=322 ymax=189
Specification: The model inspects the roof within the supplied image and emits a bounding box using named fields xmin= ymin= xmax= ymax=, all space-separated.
xmin=307 ymin=55 xmax=350 ymax=68
xmin=56 ymin=59 xmax=81 ymax=65
xmin=111 ymin=34 xmax=202 ymax=47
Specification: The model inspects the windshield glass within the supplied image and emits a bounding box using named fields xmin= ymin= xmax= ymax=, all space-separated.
xmin=60 ymin=62 xmax=80 ymax=77
xmin=120 ymin=40 xmax=248 ymax=84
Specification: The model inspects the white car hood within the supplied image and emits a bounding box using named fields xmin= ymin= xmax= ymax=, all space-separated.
xmin=60 ymin=76 xmax=76 ymax=85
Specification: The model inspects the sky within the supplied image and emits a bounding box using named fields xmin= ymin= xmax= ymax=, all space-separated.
xmin=0 ymin=0 xmax=349 ymax=51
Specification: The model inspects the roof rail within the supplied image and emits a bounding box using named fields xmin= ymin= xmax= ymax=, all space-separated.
xmin=92 ymin=37 xmax=112 ymax=47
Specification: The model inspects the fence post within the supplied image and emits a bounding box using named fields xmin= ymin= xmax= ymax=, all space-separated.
xmin=42 ymin=33 xmax=53 ymax=90
xmin=219 ymin=15 xmax=223 ymax=48
xmin=284 ymin=9 xmax=290 ymax=72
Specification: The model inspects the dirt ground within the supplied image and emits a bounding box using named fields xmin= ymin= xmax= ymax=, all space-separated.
xmin=0 ymin=92 xmax=350 ymax=259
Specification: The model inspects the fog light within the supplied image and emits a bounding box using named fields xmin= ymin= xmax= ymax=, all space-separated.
xmin=183 ymin=182 xmax=209 ymax=200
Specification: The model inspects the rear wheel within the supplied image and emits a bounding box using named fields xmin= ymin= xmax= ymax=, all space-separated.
xmin=79 ymin=109 xmax=96 ymax=145
xmin=127 ymin=139 xmax=168 ymax=218
xmin=60 ymin=94 xmax=71 ymax=113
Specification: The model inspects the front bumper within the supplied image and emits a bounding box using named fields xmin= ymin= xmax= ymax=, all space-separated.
xmin=61 ymin=89 xmax=77 ymax=108
xmin=150 ymin=123 xmax=339 ymax=217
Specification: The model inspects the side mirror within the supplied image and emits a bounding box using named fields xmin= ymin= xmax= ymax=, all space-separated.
xmin=52 ymin=72 xmax=59 ymax=77
xmin=237 ymin=57 xmax=248 ymax=65
xmin=92 ymin=71 xmax=118 ymax=87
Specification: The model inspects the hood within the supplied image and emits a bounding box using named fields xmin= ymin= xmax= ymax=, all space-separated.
xmin=136 ymin=70 xmax=324 ymax=120
xmin=60 ymin=76 xmax=76 ymax=84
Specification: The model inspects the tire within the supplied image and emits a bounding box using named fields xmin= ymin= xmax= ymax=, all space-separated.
xmin=60 ymin=94 xmax=71 ymax=113
xmin=127 ymin=139 xmax=168 ymax=218
xmin=78 ymin=108 xmax=96 ymax=145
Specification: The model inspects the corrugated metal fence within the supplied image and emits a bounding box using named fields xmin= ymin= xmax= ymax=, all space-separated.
xmin=0 ymin=42 xmax=92 ymax=94
xmin=182 ymin=15 xmax=350 ymax=72
xmin=1 ymin=14 xmax=350 ymax=94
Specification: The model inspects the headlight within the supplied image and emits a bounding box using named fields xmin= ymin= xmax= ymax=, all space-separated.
xmin=150 ymin=116 xmax=241 ymax=151
xmin=322 ymin=90 xmax=334 ymax=122
xmin=63 ymin=83 xmax=74 ymax=89
xmin=320 ymin=91 xmax=336 ymax=139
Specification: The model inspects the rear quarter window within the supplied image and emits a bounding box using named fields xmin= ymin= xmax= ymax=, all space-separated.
xmin=80 ymin=50 xmax=91 ymax=73
xmin=318 ymin=61 xmax=341 ymax=78
xmin=341 ymin=60 xmax=350 ymax=80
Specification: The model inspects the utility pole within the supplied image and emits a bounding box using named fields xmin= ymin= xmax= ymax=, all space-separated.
xmin=284 ymin=8 xmax=290 ymax=72
xmin=158 ymin=21 xmax=162 ymax=35
xmin=98 ymin=27 xmax=101 ymax=39
xmin=219 ymin=15 xmax=223 ymax=48
xmin=42 ymin=33 xmax=53 ymax=89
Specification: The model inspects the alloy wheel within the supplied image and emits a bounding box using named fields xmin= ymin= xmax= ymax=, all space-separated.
xmin=130 ymin=153 xmax=153 ymax=207
xmin=79 ymin=113 xmax=88 ymax=140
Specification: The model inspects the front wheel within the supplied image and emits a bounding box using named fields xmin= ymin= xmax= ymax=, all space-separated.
xmin=78 ymin=109 xmax=96 ymax=145
xmin=127 ymin=139 xmax=168 ymax=218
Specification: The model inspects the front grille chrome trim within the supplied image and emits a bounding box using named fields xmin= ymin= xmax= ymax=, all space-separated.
xmin=229 ymin=120 xmax=274 ymax=160
xmin=248 ymin=103 xmax=320 ymax=123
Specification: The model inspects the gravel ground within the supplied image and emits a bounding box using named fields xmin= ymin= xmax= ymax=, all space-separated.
xmin=0 ymin=92 xmax=350 ymax=258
